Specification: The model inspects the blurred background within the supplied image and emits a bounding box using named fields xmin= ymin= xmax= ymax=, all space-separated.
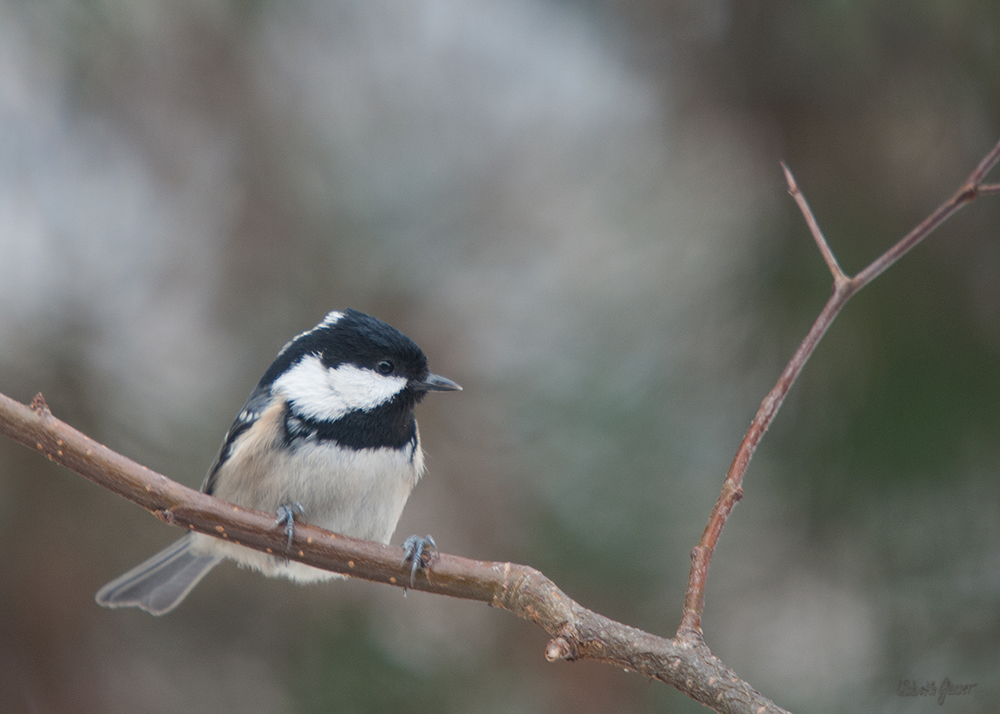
xmin=1 ymin=0 xmax=998 ymax=712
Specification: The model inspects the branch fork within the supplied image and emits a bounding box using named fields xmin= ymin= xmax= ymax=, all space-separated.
xmin=678 ymin=139 xmax=1000 ymax=637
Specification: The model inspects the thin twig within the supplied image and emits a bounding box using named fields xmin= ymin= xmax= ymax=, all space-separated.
xmin=781 ymin=162 xmax=847 ymax=284
xmin=678 ymin=138 xmax=1000 ymax=637
xmin=854 ymin=141 xmax=1000 ymax=288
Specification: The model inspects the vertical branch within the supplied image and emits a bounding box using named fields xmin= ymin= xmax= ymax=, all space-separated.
xmin=679 ymin=285 xmax=851 ymax=637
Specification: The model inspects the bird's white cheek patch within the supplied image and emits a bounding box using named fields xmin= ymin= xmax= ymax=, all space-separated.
xmin=274 ymin=354 xmax=408 ymax=421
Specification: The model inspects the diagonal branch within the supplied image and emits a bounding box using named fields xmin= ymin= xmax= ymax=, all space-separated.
xmin=678 ymin=138 xmax=1000 ymax=637
xmin=0 ymin=389 xmax=786 ymax=714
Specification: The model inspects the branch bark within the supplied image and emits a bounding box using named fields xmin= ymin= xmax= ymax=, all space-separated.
xmin=0 ymin=390 xmax=787 ymax=714
xmin=2 ymin=138 xmax=999 ymax=714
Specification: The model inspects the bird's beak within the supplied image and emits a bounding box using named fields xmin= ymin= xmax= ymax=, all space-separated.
xmin=414 ymin=373 xmax=462 ymax=392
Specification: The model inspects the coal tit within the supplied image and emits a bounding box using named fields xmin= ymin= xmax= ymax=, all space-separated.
xmin=95 ymin=309 xmax=460 ymax=615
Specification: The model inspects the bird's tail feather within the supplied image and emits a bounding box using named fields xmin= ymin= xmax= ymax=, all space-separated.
xmin=95 ymin=534 xmax=222 ymax=616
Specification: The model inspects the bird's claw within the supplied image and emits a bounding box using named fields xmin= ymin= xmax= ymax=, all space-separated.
xmin=401 ymin=534 xmax=437 ymax=588
xmin=275 ymin=502 xmax=305 ymax=551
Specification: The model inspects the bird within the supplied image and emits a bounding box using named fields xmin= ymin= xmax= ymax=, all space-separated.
xmin=95 ymin=308 xmax=461 ymax=615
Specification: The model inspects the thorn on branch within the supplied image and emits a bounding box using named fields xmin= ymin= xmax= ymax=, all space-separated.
xmin=781 ymin=161 xmax=848 ymax=282
xmin=30 ymin=393 xmax=51 ymax=416
xmin=545 ymin=635 xmax=574 ymax=661
xmin=154 ymin=509 xmax=176 ymax=525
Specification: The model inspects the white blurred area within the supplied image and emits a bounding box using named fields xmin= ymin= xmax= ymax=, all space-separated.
xmin=4 ymin=1 xmax=996 ymax=713
xmin=0 ymin=0 xmax=767 ymax=450
xmin=1 ymin=1 xmax=767 ymax=381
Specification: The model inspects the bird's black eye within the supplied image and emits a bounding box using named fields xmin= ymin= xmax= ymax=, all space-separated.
xmin=376 ymin=359 xmax=394 ymax=375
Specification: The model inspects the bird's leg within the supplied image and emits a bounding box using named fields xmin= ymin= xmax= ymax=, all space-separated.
xmin=400 ymin=534 xmax=437 ymax=588
xmin=275 ymin=502 xmax=305 ymax=551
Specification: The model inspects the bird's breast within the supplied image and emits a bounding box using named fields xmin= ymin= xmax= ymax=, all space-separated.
xmin=211 ymin=399 xmax=425 ymax=544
